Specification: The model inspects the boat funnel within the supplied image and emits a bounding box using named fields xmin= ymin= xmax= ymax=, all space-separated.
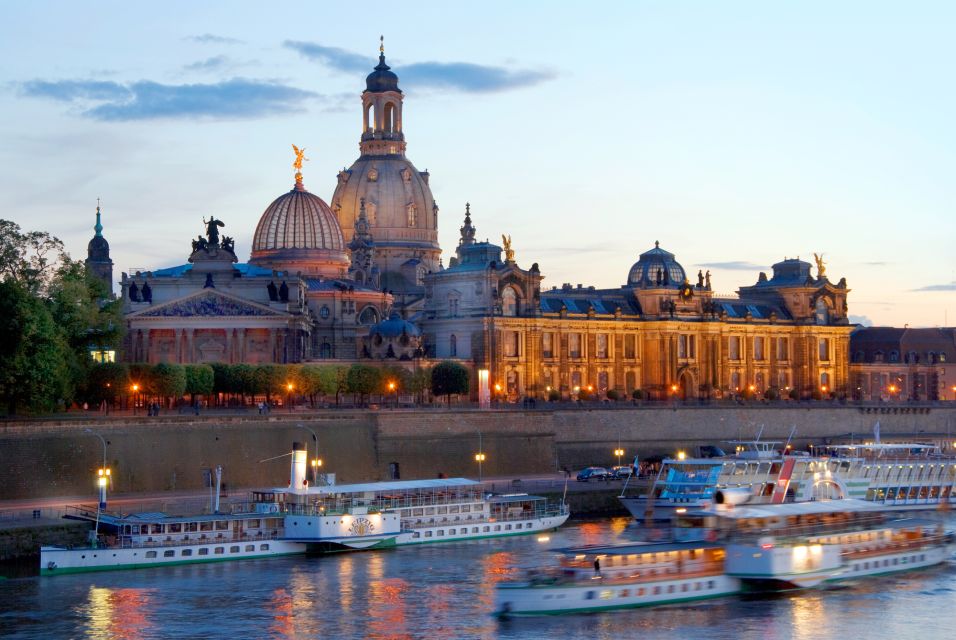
xmin=714 ymin=487 xmax=752 ymax=506
xmin=290 ymin=442 xmax=308 ymax=491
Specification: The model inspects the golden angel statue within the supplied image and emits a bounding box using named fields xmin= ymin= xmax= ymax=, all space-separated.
xmin=502 ymin=234 xmax=515 ymax=262
xmin=292 ymin=144 xmax=309 ymax=178
xmin=813 ymin=252 xmax=827 ymax=278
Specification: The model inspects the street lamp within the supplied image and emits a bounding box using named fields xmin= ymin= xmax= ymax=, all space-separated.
xmin=387 ymin=380 xmax=396 ymax=409
xmin=130 ymin=383 xmax=139 ymax=415
xmin=84 ymin=429 xmax=108 ymax=547
xmin=475 ymin=452 xmax=486 ymax=482
xmin=311 ymin=457 xmax=323 ymax=484
xmin=614 ymin=447 xmax=625 ymax=467
xmin=677 ymin=450 xmax=686 ymax=461
xmin=286 ymin=382 xmax=294 ymax=413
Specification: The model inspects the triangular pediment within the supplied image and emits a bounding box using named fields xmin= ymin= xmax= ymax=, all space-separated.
xmin=130 ymin=290 xmax=291 ymax=318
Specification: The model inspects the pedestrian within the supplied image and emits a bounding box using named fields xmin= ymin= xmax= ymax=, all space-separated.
xmin=562 ymin=466 xmax=570 ymax=479
xmin=593 ymin=558 xmax=601 ymax=575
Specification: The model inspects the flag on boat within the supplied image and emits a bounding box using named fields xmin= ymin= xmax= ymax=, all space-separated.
xmin=873 ymin=421 xmax=881 ymax=444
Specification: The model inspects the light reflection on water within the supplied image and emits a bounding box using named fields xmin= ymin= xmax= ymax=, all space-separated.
xmin=1 ymin=517 xmax=955 ymax=639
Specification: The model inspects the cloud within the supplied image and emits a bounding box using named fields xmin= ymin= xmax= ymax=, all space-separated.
xmin=284 ymin=40 xmax=554 ymax=93
xmin=284 ymin=41 xmax=369 ymax=73
xmin=186 ymin=34 xmax=243 ymax=45
xmin=19 ymin=78 xmax=317 ymax=121
xmin=698 ymin=261 xmax=766 ymax=271
xmin=183 ymin=55 xmax=231 ymax=72
xmin=912 ymin=281 xmax=956 ymax=292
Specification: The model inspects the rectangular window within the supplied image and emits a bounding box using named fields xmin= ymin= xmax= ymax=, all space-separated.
xmin=215 ymin=547 xmax=225 ymax=555
xmin=596 ymin=334 xmax=608 ymax=358
xmin=164 ymin=550 xmax=175 ymax=557
xmin=198 ymin=548 xmax=209 ymax=556
xmin=624 ymin=334 xmax=636 ymax=359
xmin=504 ymin=331 xmax=520 ymax=357
xmin=569 ymin=333 xmax=581 ymax=358
xmin=819 ymin=338 xmax=830 ymax=362
xmin=181 ymin=549 xmax=192 ymax=557
xmin=542 ymin=332 xmax=553 ymax=358
xmin=146 ymin=551 xmax=157 ymax=559
xmin=754 ymin=337 xmax=765 ymax=361
xmin=729 ymin=336 xmax=740 ymax=361
xmin=776 ymin=337 xmax=789 ymax=360
xmin=678 ymin=334 xmax=687 ymax=358
xmin=230 ymin=546 xmax=240 ymax=553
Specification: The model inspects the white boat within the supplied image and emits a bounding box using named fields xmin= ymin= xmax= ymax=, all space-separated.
xmin=496 ymin=493 xmax=954 ymax=616
xmin=674 ymin=493 xmax=955 ymax=590
xmin=41 ymin=443 xmax=569 ymax=576
xmin=620 ymin=426 xmax=956 ymax=522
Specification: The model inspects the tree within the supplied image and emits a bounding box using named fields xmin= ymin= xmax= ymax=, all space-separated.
xmin=408 ymin=366 xmax=431 ymax=404
xmin=184 ymin=364 xmax=214 ymax=400
xmin=431 ymin=361 xmax=469 ymax=405
xmin=83 ymin=362 xmax=130 ymax=406
xmin=253 ymin=364 xmax=286 ymax=400
xmin=152 ymin=363 xmax=186 ymax=405
xmin=346 ymin=364 xmax=381 ymax=404
xmin=0 ymin=280 xmax=71 ymax=414
xmin=0 ymin=219 xmax=67 ymax=295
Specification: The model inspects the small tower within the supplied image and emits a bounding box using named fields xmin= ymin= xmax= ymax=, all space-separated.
xmin=85 ymin=200 xmax=114 ymax=295
xmin=348 ymin=198 xmax=380 ymax=288
xmin=360 ymin=36 xmax=406 ymax=157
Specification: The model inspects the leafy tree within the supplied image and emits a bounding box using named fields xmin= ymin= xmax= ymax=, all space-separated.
xmin=408 ymin=366 xmax=431 ymax=404
xmin=431 ymin=361 xmax=469 ymax=405
xmin=379 ymin=365 xmax=411 ymax=394
xmin=83 ymin=362 xmax=130 ymax=406
xmin=346 ymin=364 xmax=381 ymax=404
xmin=127 ymin=363 xmax=154 ymax=397
xmin=0 ymin=219 xmax=67 ymax=295
xmin=152 ymin=363 xmax=186 ymax=404
xmin=606 ymin=389 xmax=620 ymax=401
xmin=548 ymin=389 xmax=561 ymax=402
xmin=253 ymin=364 xmax=286 ymax=400
xmin=0 ymin=280 xmax=72 ymax=414
xmin=184 ymin=364 xmax=214 ymax=400
xmin=631 ymin=389 xmax=644 ymax=400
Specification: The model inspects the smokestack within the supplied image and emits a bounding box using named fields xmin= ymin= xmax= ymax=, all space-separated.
xmin=290 ymin=442 xmax=308 ymax=492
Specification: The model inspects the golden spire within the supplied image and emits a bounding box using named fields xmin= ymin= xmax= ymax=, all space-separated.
xmin=291 ymin=144 xmax=308 ymax=187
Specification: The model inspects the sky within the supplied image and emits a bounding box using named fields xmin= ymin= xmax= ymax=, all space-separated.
xmin=1 ymin=1 xmax=953 ymax=327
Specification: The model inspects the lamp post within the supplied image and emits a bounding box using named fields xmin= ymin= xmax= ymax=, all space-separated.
xmin=85 ymin=429 xmax=108 ymax=547
xmin=614 ymin=447 xmax=625 ymax=467
xmin=475 ymin=428 xmax=485 ymax=482
xmin=286 ymin=382 xmax=294 ymax=413
xmin=130 ymin=383 xmax=139 ymax=415
xmin=388 ymin=380 xmax=396 ymax=409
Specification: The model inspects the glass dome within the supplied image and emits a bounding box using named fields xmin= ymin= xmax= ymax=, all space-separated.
xmin=627 ymin=242 xmax=686 ymax=287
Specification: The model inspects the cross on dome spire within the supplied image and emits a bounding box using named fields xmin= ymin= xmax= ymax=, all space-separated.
xmin=94 ymin=198 xmax=103 ymax=237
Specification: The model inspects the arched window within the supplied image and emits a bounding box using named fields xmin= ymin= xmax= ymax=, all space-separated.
xmin=358 ymin=306 xmax=379 ymax=325
xmin=501 ymin=286 xmax=518 ymax=316
xmin=365 ymin=102 xmax=374 ymax=131
xmin=407 ymin=204 xmax=417 ymax=227
xmin=815 ymin=298 xmax=830 ymax=325
xmin=384 ymin=102 xmax=395 ymax=133
xmin=450 ymin=334 xmax=457 ymax=357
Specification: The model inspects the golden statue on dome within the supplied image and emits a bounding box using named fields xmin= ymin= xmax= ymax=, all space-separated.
xmin=502 ymin=234 xmax=515 ymax=262
xmin=292 ymin=144 xmax=309 ymax=182
xmin=813 ymin=252 xmax=827 ymax=278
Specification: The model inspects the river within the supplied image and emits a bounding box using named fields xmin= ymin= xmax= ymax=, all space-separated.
xmin=1 ymin=517 xmax=955 ymax=639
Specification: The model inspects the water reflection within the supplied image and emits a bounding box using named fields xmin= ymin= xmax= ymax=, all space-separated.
xmin=83 ymin=586 xmax=154 ymax=640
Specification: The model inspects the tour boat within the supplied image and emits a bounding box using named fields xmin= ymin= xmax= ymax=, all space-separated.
xmin=40 ymin=443 xmax=569 ymax=576
xmin=673 ymin=492 xmax=955 ymax=590
xmin=496 ymin=492 xmax=954 ymax=616
xmin=620 ymin=426 xmax=956 ymax=523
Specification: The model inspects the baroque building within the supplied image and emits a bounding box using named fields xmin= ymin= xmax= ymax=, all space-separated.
xmin=849 ymin=327 xmax=955 ymax=401
xmin=423 ymin=207 xmax=854 ymax=401
xmin=330 ymin=43 xmax=441 ymax=310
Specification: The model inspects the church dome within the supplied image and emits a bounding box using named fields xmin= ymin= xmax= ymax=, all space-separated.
xmin=627 ymin=241 xmax=687 ymax=287
xmin=370 ymin=312 xmax=422 ymax=338
xmin=249 ymin=179 xmax=349 ymax=277
xmin=87 ymin=234 xmax=110 ymax=260
xmin=366 ymin=54 xmax=400 ymax=93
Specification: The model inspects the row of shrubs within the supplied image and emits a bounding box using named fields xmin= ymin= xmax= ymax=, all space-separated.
xmin=82 ymin=361 xmax=471 ymax=406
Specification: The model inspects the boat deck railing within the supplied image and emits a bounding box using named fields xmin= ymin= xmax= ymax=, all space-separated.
xmin=524 ymin=562 xmax=725 ymax=587
xmin=114 ymin=530 xmax=282 ymax=550
xmin=718 ymin=514 xmax=941 ymax=544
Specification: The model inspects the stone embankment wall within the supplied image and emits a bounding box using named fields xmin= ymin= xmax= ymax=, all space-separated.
xmin=1 ymin=406 xmax=953 ymax=501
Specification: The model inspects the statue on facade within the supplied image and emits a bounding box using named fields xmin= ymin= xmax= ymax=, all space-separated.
xmin=813 ymin=253 xmax=827 ymax=278
xmin=278 ymin=281 xmax=289 ymax=303
xmin=141 ymin=281 xmax=152 ymax=303
xmin=697 ymin=270 xmax=704 ymax=287
xmin=705 ymin=270 xmax=711 ymax=289
xmin=501 ymin=234 xmax=515 ymax=262
xmin=267 ymin=281 xmax=278 ymax=302
xmin=203 ymin=216 xmax=224 ymax=247
xmin=292 ymin=144 xmax=308 ymax=181
xmin=129 ymin=281 xmax=140 ymax=302
xmin=221 ymin=236 xmax=235 ymax=254
xmin=192 ymin=235 xmax=208 ymax=253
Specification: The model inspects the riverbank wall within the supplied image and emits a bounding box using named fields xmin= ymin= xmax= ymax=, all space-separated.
xmin=2 ymin=405 xmax=954 ymax=501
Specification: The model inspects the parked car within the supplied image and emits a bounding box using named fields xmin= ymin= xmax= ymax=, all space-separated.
xmin=611 ymin=465 xmax=634 ymax=479
xmin=576 ymin=467 xmax=611 ymax=482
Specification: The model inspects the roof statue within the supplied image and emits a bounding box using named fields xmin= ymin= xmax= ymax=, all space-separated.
xmin=502 ymin=234 xmax=514 ymax=262
xmin=813 ymin=253 xmax=826 ymax=279
xmin=203 ymin=216 xmax=224 ymax=247
xmin=292 ymin=144 xmax=308 ymax=183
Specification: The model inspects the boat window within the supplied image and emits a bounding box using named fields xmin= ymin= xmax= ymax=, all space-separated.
xmin=215 ymin=547 xmax=224 ymax=555
xmin=169 ymin=523 xmax=182 ymax=533
xmin=413 ymin=509 xmax=424 ymax=517
xmin=401 ymin=509 xmax=411 ymax=517
xmin=198 ymin=548 xmax=209 ymax=556
xmin=245 ymin=545 xmax=254 ymax=552
xmin=260 ymin=544 xmax=269 ymax=551
xmin=483 ymin=526 xmax=490 ymax=533
xmin=200 ymin=521 xmax=213 ymax=531
xmin=185 ymin=522 xmax=198 ymax=532
xmin=146 ymin=551 xmax=157 ymax=559
xmin=248 ymin=519 xmax=260 ymax=528
xmin=164 ymin=550 xmax=174 ymax=557
xmin=620 ymin=589 xmax=630 ymax=598
xmin=437 ymin=507 xmax=447 ymax=515
xmin=216 ymin=521 xmax=229 ymax=530
xmin=412 ymin=532 xmax=420 ymax=539
xmin=461 ymin=505 xmax=470 ymax=513
xmin=151 ymin=524 xmax=163 ymax=534
xmin=449 ymin=506 xmax=459 ymax=513
xmin=230 ymin=546 xmax=240 ymax=553
xmin=494 ymin=525 xmax=501 ymax=532
xmin=449 ymin=529 xmax=456 ymax=535
xmin=653 ymin=587 xmax=661 ymax=595
xmin=425 ymin=531 xmax=432 ymax=538
xmin=425 ymin=508 xmax=435 ymax=515
xmin=472 ymin=527 xmax=479 ymax=533
xmin=181 ymin=549 xmax=192 ymax=557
